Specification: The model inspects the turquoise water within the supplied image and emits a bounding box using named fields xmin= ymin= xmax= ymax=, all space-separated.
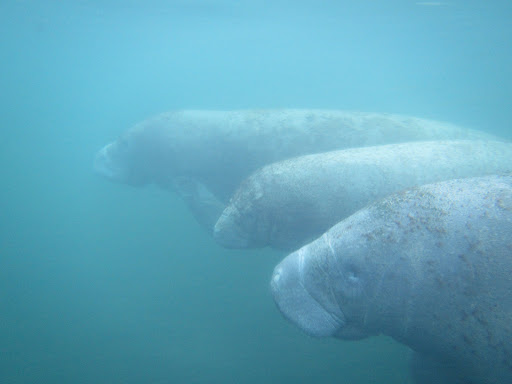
xmin=1 ymin=1 xmax=511 ymax=383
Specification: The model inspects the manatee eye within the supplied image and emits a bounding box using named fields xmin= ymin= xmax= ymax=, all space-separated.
xmin=341 ymin=264 xmax=364 ymax=298
xmin=347 ymin=270 xmax=359 ymax=283
xmin=345 ymin=264 xmax=360 ymax=280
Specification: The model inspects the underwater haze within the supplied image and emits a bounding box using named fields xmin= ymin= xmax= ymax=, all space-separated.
xmin=1 ymin=1 xmax=511 ymax=383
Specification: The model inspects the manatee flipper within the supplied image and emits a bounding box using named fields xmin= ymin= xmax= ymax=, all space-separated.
xmin=410 ymin=352 xmax=475 ymax=384
xmin=171 ymin=177 xmax=226 ymax=233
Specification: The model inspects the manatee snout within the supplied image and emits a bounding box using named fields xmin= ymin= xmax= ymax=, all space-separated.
xmin=271 ymin=250 xmax=344 ymax=338
xmin=94 ymin=143 xmax=124 ymax=180
xmin=213 ymin=206 xmax=251 ymax=248
xmin=93 ymin=142 xmax=146 ymax=186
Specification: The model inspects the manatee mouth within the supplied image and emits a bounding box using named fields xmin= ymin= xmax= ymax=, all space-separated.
xmin=270 ymin=250 xmax=345 ymax=337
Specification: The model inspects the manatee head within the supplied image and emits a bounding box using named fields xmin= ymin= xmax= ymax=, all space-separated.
xmin=213 ymin=177 xmax=272 ymax=249
xmin=270 ymin=210 xmax=411 ymax=340
xmin=94 ymin=126 xmax=175 ymax=187
xmin=213 ymin=157 xmax=336 ymax=251
xmin=94 ymin=139 xmax=144 ymax=186
xmin=270 ymin=233 xmax=372 ymax=339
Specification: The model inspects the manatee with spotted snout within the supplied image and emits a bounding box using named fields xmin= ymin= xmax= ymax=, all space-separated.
xmin=271 ymin=174 xmax=512 ymax=384
xmin=214 ymin=140 xmax=512 ymax=250
xmin=94 ymin=110 xmax=496 ymax=232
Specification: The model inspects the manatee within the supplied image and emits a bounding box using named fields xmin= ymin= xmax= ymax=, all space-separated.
xmin=94 ymin=110 xmax=495 ymax=232
xmin=271 ymin=174 xmax=512 ymax=384
xmin=214 ymin=140 xmax=512 ymax=251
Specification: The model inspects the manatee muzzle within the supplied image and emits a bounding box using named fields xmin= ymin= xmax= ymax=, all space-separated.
xmin=93 ymin=142 xmax=147 ymax=186
xmin=213 ymin=205 xmax=251 ymax=248
xmin=94 ymin=143 xmax=126 ymax=179
xmin=271 ymin=250 xmax=345 ymax=337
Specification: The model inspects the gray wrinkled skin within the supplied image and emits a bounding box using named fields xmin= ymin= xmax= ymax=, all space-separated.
xmin=271 ymin=175 xmax=512 ymax=384
xmin=214 ymin=140 xmax=512 ymax=250
xmin=94 ymin=110 xmax=495 ymax=232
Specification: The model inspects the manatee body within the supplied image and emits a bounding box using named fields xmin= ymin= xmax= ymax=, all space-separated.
xmin=94 ymin=110 xmax=494 ymax=231
xmin=214 ymin=140 xmax=512 ymax=250
xmin=271 ymin=174 xmax=512 ymax=384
